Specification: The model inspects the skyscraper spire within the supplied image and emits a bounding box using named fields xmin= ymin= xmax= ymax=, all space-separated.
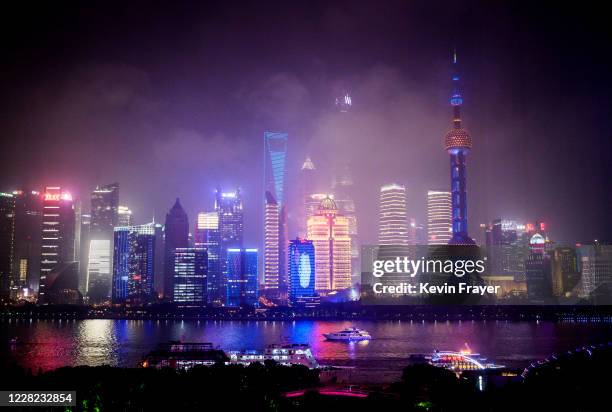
xmin=444 ymin=48 xmax=475 ymax=245
xmin=450 ymin=48 xmax=464 ymax=130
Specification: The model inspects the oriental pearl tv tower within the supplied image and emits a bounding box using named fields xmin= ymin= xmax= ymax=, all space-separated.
xmin=445 ymin=50 xmax=475 ymax=245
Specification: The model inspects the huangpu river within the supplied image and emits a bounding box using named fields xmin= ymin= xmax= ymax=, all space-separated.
xmin=2 ymin=319 xmax=611 ymax=383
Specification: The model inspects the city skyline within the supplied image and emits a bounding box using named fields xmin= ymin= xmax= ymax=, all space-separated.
xmin=1 ymin=1 xmax=611 ymax=246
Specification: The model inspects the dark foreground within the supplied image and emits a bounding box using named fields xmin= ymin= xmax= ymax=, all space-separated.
xmin=3 ymin=343 xmax=611 ymax=411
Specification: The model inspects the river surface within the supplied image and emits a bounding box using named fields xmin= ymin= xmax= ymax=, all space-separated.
xmin=2 ymin=319 xmax=611 ymax=383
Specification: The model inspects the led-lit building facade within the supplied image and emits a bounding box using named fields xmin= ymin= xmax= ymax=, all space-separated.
xmin=11 ymin=190 xmax=42 ymax=297
xmin=444 ymin=52 xmax=475 ymax=245
xmin=195 ymin=211 xmax=222 ymax=305
xmin=226 ymin=248 xmax=258 ymax=307
xmin=215 ymin=188 xmax=243 ymax=304
xmin=39 ymin=187 xmax=76 ymax=303
xmin=264 ymin=132 xmax=288 ymax=293
xmin=78 ymin=213 xmax=90 ymax=295
xmin=427 ymin=191 xmax=452 ymax=245
xmin=173 ymin=247 xmax=207 ymax=307
xmin=263 ymin=191 xmax=280 ymax=290
xmin=86 ymin=239 xmax=112 ymax=302
xmin=306 ymin=197 xmax=351 ymax=293
xmin=288 ymin=238 xmax=319 ymax=307
xmin=87 ymin=183 xmax=119 ymax=303
xmin=0 ymin=192 xmax=15 ymax=300
xmin=112 ymin=223 xmax=157 ymax=304
xmin=378 ymin=183 xmax=410 ymax=256
xmin=163 ymin=198 xmax=189 ymax=300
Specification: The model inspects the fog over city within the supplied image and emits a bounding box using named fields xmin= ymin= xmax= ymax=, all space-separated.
xmin=1 ymin=0 xmax=611 ymax=245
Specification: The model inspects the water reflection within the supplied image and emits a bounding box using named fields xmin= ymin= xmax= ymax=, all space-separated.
xmin=2 ymin=319 xmax=611 ymax=383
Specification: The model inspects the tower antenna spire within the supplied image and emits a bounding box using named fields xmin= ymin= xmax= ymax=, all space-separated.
xmin=444 ymin=47 xmax=475 ymax=245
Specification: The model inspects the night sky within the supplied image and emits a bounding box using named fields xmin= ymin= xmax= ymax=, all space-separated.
xmin=1 ymin=0 xmax=611 ymax=245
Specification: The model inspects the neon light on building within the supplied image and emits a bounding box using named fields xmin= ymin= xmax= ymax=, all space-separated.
xmin=306 ymin=197 xmax=351 ymax=293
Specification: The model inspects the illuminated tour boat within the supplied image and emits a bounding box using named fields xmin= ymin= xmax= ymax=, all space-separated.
xmin=323 ymin=327 xmax=372 ymax=341
xmin=140 ymin=342 xmax=319 ymax=370
xmin=428 ymin=348 xmax=505 ymax=371
xmin=228 ymin=344 xmax=319 ymax=369
xmin=139 ymin=342 xmax=229 ymax=369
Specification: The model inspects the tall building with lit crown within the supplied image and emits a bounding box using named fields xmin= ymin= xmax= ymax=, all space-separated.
xmin=288 ymin=238 xmax=319 ymax=307
xmin=173 ymin=247 xmax=207 ymax=307
xmin=525 ymin=233 xmax=552 ymax=303
xmin=90 ymin=183 xmax=119 ymax=235
xmin=226 ymin=248 xmax=258 ymax=307
xmin=215 ymin=187 xmax=244 ymax=304
xmin=427 ymin=191 xmax=452 ymax=245
xmin=39 ymin=187 xmax=76 ymax=303
xmin=263 ymin=191 xmax=280 ymax=290
xmin=195 ymin=211 xmax=222 ymax=305
xmin=306 ymin=197 xmax=351 ymax=293
xmin=444 ymin=51 xmax=475 ymax=245
xmin=264 ymin=132 xmax=288 ymax=292
xmin=0 ymin=192 xmax=15 ymax=300
xmin=117 ymin=206 xmax=133 ymax=226
xmin=378 ymin=184 xmax=410 ymax=255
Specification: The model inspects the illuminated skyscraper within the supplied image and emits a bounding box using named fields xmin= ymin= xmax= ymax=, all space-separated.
xmin=173 ymin=248 xmax=207 ymax=307
xmin=551 ymin=247 xmax=580 ymax=297
xmin=525 ymin=233 xmax=552 ymax=303
xmin=263 ymin=191 xmax=280 ymax=290
xmin=444 ymin=51 xmax=475 ymax=245
xmin=427 ymin=191 xmax=452 ymax=245
xmin=87 ymin=183 xmax=119 ymax=303
xmin=264 ymin=132 xmax=288 ymax=292
xmin=215 ymin=188 xmax=244 ymax=249
xmin=305 ymin=193 xmax=332 ymax=222
xmin=117 ymin=206 xmax=133 ymax=227
xmin=288 ymin=238 xmax=319 ymax=307
xmin=10 ymin=190 xmax=42 ymax=297
xmin=39 ymin=187 xmax=76 ymax=303
xmin=90 ymin=183 xmax=119 ymax=235
xmin=298 ymin=157 xmax=316 ymax=237
xmin=163 ymin=198 xmax=189 ymax=300
xmin=485 ymin=219 xmax=527 ymax=280
xmin=78 ymin=213 xmax=90 ymax=295
xmin=332 ymin=163 xmax=359 ymax=285
xmin=306 ymin=197 xmax=351 ymax=293
xmin=577 ymin=243 xmax=612 ymax=304
xmin=0 ymin=192 xmax=15 ymax=300
xmin=226 ymin=248 xmax=258 ymax=307
xmin=112 ymin=223 xmax=157 ymax=304
xmin=378 ymin=184 xmax=409 ymax=255
xmin=195 ymin=211 xmax=222 ymax=305
xmin=215 ymin=188 xmax=244 ymax=303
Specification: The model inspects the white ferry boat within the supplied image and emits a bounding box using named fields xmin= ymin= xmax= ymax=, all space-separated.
xmin=323 ymin=327 xmax=372 ymax=341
